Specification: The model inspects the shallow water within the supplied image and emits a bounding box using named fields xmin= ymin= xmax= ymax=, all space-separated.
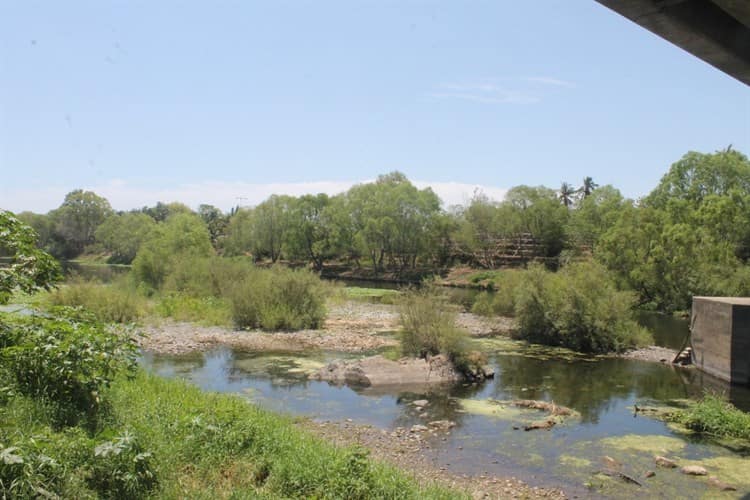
xmin=140 ymin=339 xmax=750 ymax=498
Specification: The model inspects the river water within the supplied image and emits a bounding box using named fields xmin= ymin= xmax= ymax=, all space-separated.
xmin=140 ymin=299 xmax=750 ymax=498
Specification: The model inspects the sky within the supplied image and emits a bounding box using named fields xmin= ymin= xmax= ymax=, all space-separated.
xmin=1 ymin=0 xmax=748 ymax=213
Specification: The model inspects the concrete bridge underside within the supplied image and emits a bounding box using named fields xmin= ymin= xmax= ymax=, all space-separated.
xmin=595 ymin=0 xmax=750 ymax=86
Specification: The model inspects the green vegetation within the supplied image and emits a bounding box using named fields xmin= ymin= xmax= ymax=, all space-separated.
xmin=0 ymin=210 xmax=61 ymax=304
xmin=0 ymin=311 xmax=457 ymax=499
xmin=154 ymin=293 xmax=232 ymax=326
xmin=338 ymin=286 xmax=402 ymax=304
xmin=48 ymin=278 xmax=147 ymax=323
xmin=669 ymin=394 xmax=750 ymax=441
xmin=227 ymin=266 xmax=328 ymax=330
xmin=398 ymin=287 xmax=486 ymax=374
xmin=514 ymin=261 xmax=652 ymax=353
xmin=470 ymin=269 xmax=524 ymax=317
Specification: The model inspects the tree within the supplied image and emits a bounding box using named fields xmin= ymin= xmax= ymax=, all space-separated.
xmin=558 ymin=182 xmax=576 ymax=208
xmin=95 ymin=212 xmax=157 ymax=264
xmin=581 ymin=177 xmax=598 ymax=198
xmin=51 ymin=190 xmax=113 ymax=257
xmin=132 ymin=213 xmax=213 ymax=291
xmin=0 ymin=210 xmax=61 ymax=303
xmin=285 ymin=194 xmax=333 ymax=270
xmin=565 ymin=185 xmax=625 ymax=252
xmin=198 ymin=204 xmax=228 ymax=250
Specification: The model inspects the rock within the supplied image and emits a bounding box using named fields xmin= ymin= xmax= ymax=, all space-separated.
xmin=311 ymin=355 xmax=464 ymax=387
xmin=680 ymin=465 xmax=707 ymax=476
xmin=644 ymin=470 xmax=656 ymax=478
xmin=524 ymin=418 xmax=556 ymax=431
xmin=512 ymin=399 xmax=575 ymax=416
xmin=707 ymin=476 xmax=736 ymax=491
xmin=602 ymin=456 xmax=621 ymax=469
xmin=410 ymin=424 xmax=429 ymax=433
xmin=412 ymin=399 xmax=429 ymax=407
xmin=428 ymin=420 xmax=456 ymax=430
xmin=654 ymin=455 xmax=678 ymax=468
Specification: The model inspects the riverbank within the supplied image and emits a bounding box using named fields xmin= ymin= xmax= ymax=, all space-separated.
xmin=301 ymin=419 xmax=567 ymax=499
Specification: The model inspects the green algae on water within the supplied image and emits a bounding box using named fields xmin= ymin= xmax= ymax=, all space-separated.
xmin=599 ymin=434 xmax=687 ymax=454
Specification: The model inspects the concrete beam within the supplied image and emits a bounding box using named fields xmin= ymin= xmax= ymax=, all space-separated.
xmin=595 ymin=0 xmax=750 ymax=86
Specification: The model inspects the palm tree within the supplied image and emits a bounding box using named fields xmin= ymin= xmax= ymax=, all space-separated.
xmin=581 ymin=177 xmax=598 ymax=198
xmin=559 ymin=182 xmax=576 ymax=208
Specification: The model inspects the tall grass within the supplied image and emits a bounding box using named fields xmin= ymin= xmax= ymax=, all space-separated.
xmin=48 ymin=277 xmax=146 ymax=323
xmin=514 ymin=261 xmax=652 ymax=353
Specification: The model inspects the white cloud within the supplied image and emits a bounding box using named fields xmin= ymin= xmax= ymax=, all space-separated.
xmin=1 ymin=179 xmax=507 ymax=214
xmin=429 ymin=76 xmax=574 ymax=105
xmin=524 ymin=76 xmax=576 ymax=88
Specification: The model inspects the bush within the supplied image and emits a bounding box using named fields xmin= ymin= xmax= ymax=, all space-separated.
xmin=471 ymin=269 xmax=524 ymax=317
xmin=514 ymin=261 xmax=652 ymax=353
xmin=669 ymin=394 xmax=750 ymax=441
xmin=89 ymin=432 xmax=158 ymax=499
xmin=0 ymin=309 xmax=139 ymax=426
xmin=399 ymin=288 xmax=468 ymax=361
xmin=48 ymin=278 xmax=146 ymax=323
xmin=227 ymin=267 xmax=328 ymax=330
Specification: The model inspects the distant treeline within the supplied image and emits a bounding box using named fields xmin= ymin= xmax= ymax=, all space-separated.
xmin=11 ymin=149 xmax=750 ymax=312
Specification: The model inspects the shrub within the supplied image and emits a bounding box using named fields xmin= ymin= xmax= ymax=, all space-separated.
xmin=669 ymin=394 xmax=750 ymax=441
xmin=48 ymin=278 xmax=145 ymax=323
xmin=471 ymin=269 xmax=524 ymax=317
xmin=89 ymin=432 xmax=158 ymax=499
xmin=227 ymin=267 xmax=327 ymax=330
xmin=514 ymin=261 xmax=652 ymax=353
xmin=0 ymin=309 xmax=139 ymax=426
xmin=399 ymin=288 xmax=468 ymax=362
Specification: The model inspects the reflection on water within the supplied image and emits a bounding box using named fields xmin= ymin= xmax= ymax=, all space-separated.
xmin=140 ymin=342 xmax=750 ymax=497
xmin=635 ymin=311 xmax=690 ymax=350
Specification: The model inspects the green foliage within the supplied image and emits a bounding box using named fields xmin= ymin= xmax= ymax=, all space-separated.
xmin=48 ymin=278 xmax=146 ymax=323
xmin=514 ymin=261 xmax=652 ymax=353
xmin=154 ymin=293 xmax=231 ymax=326
xmin=0 ymin=309 xmax=139 ymax=426
xmin=669 ymin=394 xmax=750 ymax=441
xmin=89 ymin=431 xmax=158 ymax=499
xmin=0 ymin=210 xmax=61 ymax=304
xmin=227 ymin=266 xmax=328 ymax=330
xmin=471 ymin=269 xmax=524 ymax=317
xmin=50 ymin=189 xmax=113 ymax=257
xmin=132 ymin=213 xmax=214 ymax=292
xmin=95 ymin=212 xmax=156 ymax=264
xmin=399 ymin=288 xmax=468 ymax=361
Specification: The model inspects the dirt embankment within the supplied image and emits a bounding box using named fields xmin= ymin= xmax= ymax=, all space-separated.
xmin=138 ymin=301 xmax=514 ymax=355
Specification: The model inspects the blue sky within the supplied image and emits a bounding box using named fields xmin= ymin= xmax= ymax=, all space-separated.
xmin=1 ymin=1 xmax=748 ymax=212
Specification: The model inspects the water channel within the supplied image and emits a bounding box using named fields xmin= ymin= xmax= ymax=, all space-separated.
xmin=139 ymin=283 xmax=750 ymax=498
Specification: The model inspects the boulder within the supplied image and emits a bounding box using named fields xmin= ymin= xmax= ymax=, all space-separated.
xmin=311 ymin=355 xmax=469 ymax=387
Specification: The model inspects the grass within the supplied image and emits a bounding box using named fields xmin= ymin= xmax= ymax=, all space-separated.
xmin=154 ymin=293 xmax=232 ymax=326
xmin=338 ymin=286 xmax=402 ymax=304
xmin=668 ymin=394 xmax=750 ymax=441
xmin=0 ymin=370 xmax=462 ymax=499
xmin=47 ymin=278 xmax=147 ymax=323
